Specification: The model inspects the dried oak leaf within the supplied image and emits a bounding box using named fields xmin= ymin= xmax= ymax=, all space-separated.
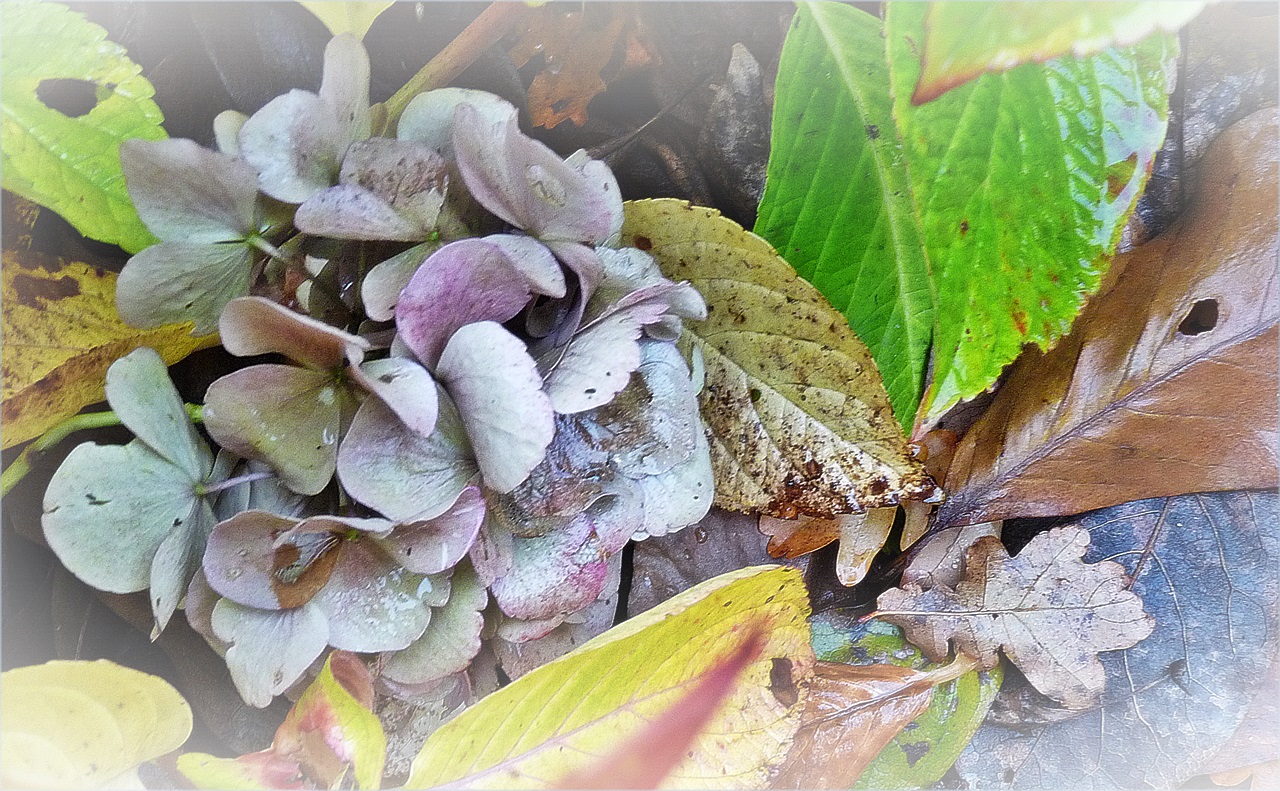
xmin=877 ymin=526 xmax=1154 ymax=710
xmin=508 ymin=5 xmax=656 ymax=129
xmin=939 ymin=108 xmax=1279 ymax=528
xmin=619 ymin=199 xmax=938 ymax=519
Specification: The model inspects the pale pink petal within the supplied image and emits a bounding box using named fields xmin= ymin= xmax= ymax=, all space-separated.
xmin=375 ymin=486 xmax=485 ymax=574
xmin=351 ymin=357 xmax=438 ymax=437
xmin=435 ymin=322 xmax=555 ymax=493
xmin=219 ymin=296 xmax=369 ymax=370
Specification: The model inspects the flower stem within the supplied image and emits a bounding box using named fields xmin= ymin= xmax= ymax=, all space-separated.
xmin=198 ymin=470 xmax=276 ymax=497
xmin=1 ymin=404 xmax=204 ymax=496
xmin=247 ymin=234 xmax=290 ymax=262
xmin=376 ymin=2 xmax=534 ymax=135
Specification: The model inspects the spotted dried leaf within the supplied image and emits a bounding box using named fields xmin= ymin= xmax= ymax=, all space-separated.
xmin=876 ymin=527 xmax=1155 ymax=709
xmin=619 ymin=199 xmax=938 ymax=519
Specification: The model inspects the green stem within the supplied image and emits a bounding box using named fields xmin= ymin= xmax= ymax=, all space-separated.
xmin=376 ymin=2 xmax=534 ymax=135
xmin=1 ymin=404 xmax=204 ymax=497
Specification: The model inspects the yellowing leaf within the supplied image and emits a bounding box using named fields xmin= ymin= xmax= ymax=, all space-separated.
xmin=1 ymin=659 xmax=192 ymax=789
xmin=876 ymin=527 xmax=1155 ymax=709
xmin=299 ymin=2 xmax=394 ymax=40
xmin=619 ymin=199 xmax=938 ymax=519
xmin=0 ymin=1 xmax=165 ymax=253
xmin=406 ymin=565 xmax=814 ymax=789
xmin=1 ymin=251 xmax=217 ymax=449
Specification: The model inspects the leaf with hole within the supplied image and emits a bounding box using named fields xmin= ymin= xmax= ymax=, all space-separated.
xmin=939 ymin=109 xmax=1279 ymax=527
xmin=405 ymin=565 xmax=814 ymax=789
xmin=0 ymin=1 xmax=165 ymax=253
xmin=620 ymin=199 xmax=938 ymax=519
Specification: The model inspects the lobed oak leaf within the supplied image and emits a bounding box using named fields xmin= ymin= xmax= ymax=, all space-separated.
xmin=876 ymin=526 xmax=1154 ymax=709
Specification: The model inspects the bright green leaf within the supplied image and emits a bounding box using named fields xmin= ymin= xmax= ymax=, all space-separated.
xmin=914 ymin=2 xmax=1205 ymax=103
xmin=0 ymin=1 xmax=165 ymax=253
xmin=1 ymin=659 xmax=192 ymax=789
xmin=811 ymin=618 xmax=1002 ymax=789
xmin=300 ymin=1 xmax=395 ymax=40
xmin=287 ymin=651 xmax=387 ymax=790
xmin=406 ymin=565 xmax=815 ymax=789
xmin=755 ymin=3 xmax=933 ymax=431
xmin=887 ymin=3 xmax=1176 ymax=429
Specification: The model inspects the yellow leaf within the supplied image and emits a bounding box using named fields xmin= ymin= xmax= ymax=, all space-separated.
xmin=406 ymin=565 xmax=814 ymax=789
xmin=619 ymin=199 xmax=938 ymax=518
xmin=299 ymin=1 xmax=394 ymax=40
xmin=1 ymin=250 xmax=217 ymax=449
xmin=1 ymin=659 xmax=192 ymax=789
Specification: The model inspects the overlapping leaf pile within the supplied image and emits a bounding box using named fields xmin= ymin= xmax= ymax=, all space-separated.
xmin=38 ymin=34 xmax=714 ymax=709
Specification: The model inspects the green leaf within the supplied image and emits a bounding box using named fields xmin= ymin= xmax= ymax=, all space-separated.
xmin=2 ymin=659 xmax=192 ymax=789
xmin=913 ymin=2 xmax=1205 ymax=103
xmin=288 ymin=652 xmax=387 ymax=790
xmin=405 ymin=565 xmax=815 ymax=789
xmin=0 ymin=1 xmax=165 ymax=253
xmin=887 ymin=3 xmax=1176 ymax=429
xmin=811 ymin=618 xmax=1001 ymax=789
xmin=755 ymin=3 xmax=933 ymax=431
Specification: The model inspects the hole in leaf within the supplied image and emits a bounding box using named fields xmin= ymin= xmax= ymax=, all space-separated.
xmin=1178 ymin=299 xmax=1219 ymax=336
xmin=36 ymin=78 xmax=99 ymax=118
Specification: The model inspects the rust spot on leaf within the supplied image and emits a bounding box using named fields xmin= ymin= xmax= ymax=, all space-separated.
xmin=11 ymin=273 xmax=79 ymax=306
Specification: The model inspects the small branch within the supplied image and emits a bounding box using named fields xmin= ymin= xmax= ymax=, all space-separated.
xmin=377 ymin=2 xmax=534 ymax=135
xmin=1 ymin=404 xmax=204 ymax=496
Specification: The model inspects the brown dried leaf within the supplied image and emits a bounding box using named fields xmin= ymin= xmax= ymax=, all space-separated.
xmin=620 ymin=199 xmax=939 ymax=519
xmin=939 ymin=109 xmax=1279 ymax=528
xmin=877 ymin=526 xmax=1155 ymax=709
xmin=759 ymin=515 xmax=840 ymax=559
xmin=770 ymin=658 xmax=975 ymax=789
xmin=508 ymin=6 xmax=656 ymax=129
xmin=900 ymin=522 xmax=1001 ymax=591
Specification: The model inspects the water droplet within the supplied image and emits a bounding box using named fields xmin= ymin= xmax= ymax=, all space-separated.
xmin=321 ymin=427 xmax=336 ymax=445
xmin=226 ymin=568 xmax=243 ymax=579
xmin=694 ymin=527 xmax=709 ymax=543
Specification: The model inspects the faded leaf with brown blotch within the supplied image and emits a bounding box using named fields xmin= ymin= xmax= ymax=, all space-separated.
xmin=1 ymin=250 xmax=217 ymax=448
xmin=759 ymin=507 xmax=896 ymax=586
xmin=771 ymin=656 xmax=976 ymax=789
xmin=620 ymin=199 xmax=939 ymax=519
xmin=938 ymin=108 xmax=1279 ymax=528
xmin=876 ymin=526 xmax=1154 ymax=709
xmin=509 ymin=5 xmax=657 ymax=129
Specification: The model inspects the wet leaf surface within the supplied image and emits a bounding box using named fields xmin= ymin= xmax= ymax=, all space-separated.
xmin=940 ymin=109 xmax=1279 ymax=527
xmin=954 ymin=491 xmax=1279 ymax=789
xmin=887 ymin=3 xmax=1176 ymax=428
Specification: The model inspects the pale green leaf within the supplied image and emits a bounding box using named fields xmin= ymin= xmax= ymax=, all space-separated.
xmin=405 ymin=565 xmax=814 ymax=789
xmin=0 ymin=1 xmax=165 ymax=253
xmin=1 ymin=660 xmax=191 ymax=789
xmin=755 ymin=3 xmax=933 ymax=431
xmin=914 ymin=2 xmax=1205 ymax=103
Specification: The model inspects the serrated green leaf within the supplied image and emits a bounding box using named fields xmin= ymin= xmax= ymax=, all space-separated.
xmin=811 ymin=618 xmax=1001 ymax=789
xmin=756 ymin=3 xmax=933 ymax=432
xmin=0 ymin=1 xmax=165 ymax=253
xmin=914 ymin=2 xmax=1204 ymax=103
xmin=1 ymin=659 xmax=192 ymax=789
xmin=887 ymin=3 xmax=1175 ymax=429
xmin=406 ymin=565 xmax=814 ymax=789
